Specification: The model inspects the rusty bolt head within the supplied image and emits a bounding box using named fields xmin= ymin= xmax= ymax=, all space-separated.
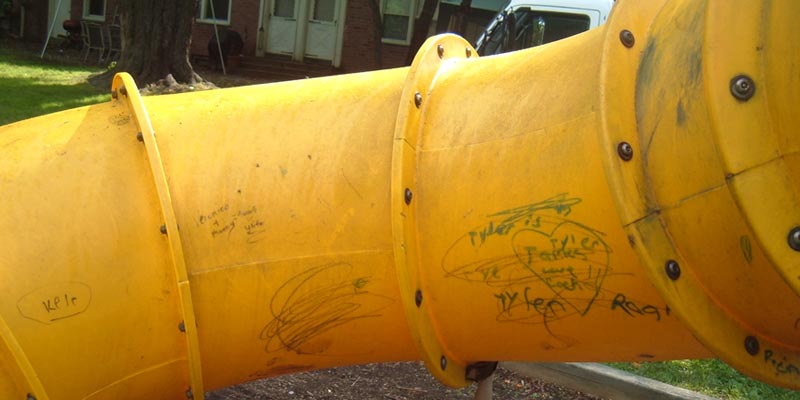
xmin=466 ymin=47 xmax=473 ymax=58
xmin=119 ymin=86 xmax=128 ymax=96
xmin=437 ymin=44 xmax=445 ymax=59
xmin=440 ymin=355 xmax=448 ymax=370
xmin=136 ymin=132 xmax=144 ymax=142
xmin=665 ymin=260 xmax=681 ymax=280
xmin=730 ymin=75 xmax=755 ymax=101
xmin=414 ymin=92 xmax=423 ymax=108
xmin=415 ymin=289 xmax=423 ymax=307
xmin=788 ymin=226 xmax=800 ymax=251
xmin=620 ymin=30 xmax=635 ymax=48
xmin=744 ymin=336 xmax=759 ymax=356
xmin=617 ymin=141 xmax=634 ymax=161
xmin=404 ymin=188 xmax=413 ymax=205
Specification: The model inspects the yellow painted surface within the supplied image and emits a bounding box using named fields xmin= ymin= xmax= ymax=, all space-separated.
xmin=0 ymin=0 xmax=799 ymax=397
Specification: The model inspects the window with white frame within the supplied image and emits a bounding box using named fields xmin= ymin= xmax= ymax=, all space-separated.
xmin=197 ymin=0 xmax=232 ymax=24
xmin=83 ymin=0 xmax=106 ymax=21
xmin=382 ymin=0 xmax=418 ymax=44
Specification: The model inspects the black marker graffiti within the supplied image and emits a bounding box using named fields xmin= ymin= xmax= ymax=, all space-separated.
xmin=765 ymin=349 xmax=800 ymax=377
xmin=260 ymin=263 xmax=393 ymax=355
xmin=444 ymin=194 xmax=670 ymax=339
xmin=199 ymin=204 xmax=266 ymax=243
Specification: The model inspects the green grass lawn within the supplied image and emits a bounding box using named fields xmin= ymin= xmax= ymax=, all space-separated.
xmin=610 ymin=359 xmax=800 ymax=399
xmin=0 ymin=45 xmax=107 ymax=125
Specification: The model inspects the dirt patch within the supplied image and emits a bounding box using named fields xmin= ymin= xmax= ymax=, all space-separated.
xmin=206 ymin=362 xmax=604 ymax=400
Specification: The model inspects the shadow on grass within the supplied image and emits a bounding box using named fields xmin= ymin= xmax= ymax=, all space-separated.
xmin=0 ymin=76 xmax=108 ymax=125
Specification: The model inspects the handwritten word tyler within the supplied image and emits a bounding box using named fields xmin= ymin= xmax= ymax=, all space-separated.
xmin=495 ymin=288 xmax=566 ymax=319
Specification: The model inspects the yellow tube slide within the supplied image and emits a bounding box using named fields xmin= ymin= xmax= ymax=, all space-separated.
xmin=1 ymin=0 xmax=799 ymax=398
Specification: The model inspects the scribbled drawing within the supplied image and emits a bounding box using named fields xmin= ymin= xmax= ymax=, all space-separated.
xmin=442 ymin=193 xmax=664 ymax=338
xmin=260 ymin=263 xmax=393 ymax=355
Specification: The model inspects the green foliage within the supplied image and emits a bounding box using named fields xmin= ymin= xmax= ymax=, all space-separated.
xmin=0 ymin=47 xmax=107 ymax=125
xmin=609 ymin=360 xmax=800 ymax=399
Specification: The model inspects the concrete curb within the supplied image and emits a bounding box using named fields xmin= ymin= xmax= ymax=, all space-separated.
xmin=503 ymin=362 xmax=718 ymax=400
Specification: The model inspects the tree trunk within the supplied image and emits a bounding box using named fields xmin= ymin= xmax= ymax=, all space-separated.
xmin=404 ymin=0 xmax=439 ymax=64
xmin=114 ymin=0 xmax=203 ymax=86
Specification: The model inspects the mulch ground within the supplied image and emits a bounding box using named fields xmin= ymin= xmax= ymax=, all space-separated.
xmin=206 ymin=362 xmax=604 ymax=400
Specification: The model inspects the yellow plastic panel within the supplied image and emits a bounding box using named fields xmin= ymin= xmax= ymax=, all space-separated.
xmin=704 ymin=0 xmax=800 ymax=297
xmin=704 ymin=0 xmax=780 ymax=172
xmin=0 ymin=103 xmax=190 ymax=399
xmin=146 ymin=68 xmax=406 ymax=273
xmin=634 ymin=0 xmax=726 ymax=208
xmin=0 ymin=315 xmax=45 ymax=400
xmin=763 ymin=0 xmax=800 ymax=156
xmin=661 ymin=186 xmax=800 ymax=383
xmin=597 ymin=0 xmax=668 ymax=225
xmin=419 ymin=112 xmax=708 ymax=362
xmin=614 ymin=0 xmax=800 ymax=389
xmin=392 ymin=34 xmax=478 ymax=387
xmin=190 ymin=253 xmax=416 ymax=391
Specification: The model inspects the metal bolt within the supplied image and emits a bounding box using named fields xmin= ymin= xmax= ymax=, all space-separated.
xmin=665 ymin=259 xmax=681 ymax=280
xmin=178 ymin=321 xmax=186 ymax=332
xmin=136 ymin=132 xmax=144 ymax=142
xmin=744 ymin=335 xmax=759 ymax=356
xmin=414 ymin=92 xmax=423 ymax=108
xmin=466 ymin=47 xmax=473 ymax=58
xmin=617 ymin=141 xmax=634 ymax=161
xmin=119 ymin=86 xmax=128 ymax=96
xmin=437 ymin=44 xmax=445 ymax=59
xmin=185 ymin=387 xmax=194 ymax=399
xmin=730 ymin=75 xmax=755 ymax=101
xmin=465 ymin=361 xmax=498 ymax=381
xmin=787 ymin=226 xmax=800 ymax=251
xmin=415 ymin=289 xmax=423 ymax=307
xmin=160 ymin=225 xmax=167 ymax=235
xmin=619 ymin=29 xmax=635 ymax=48
xmin=404 ymin=188 xmax=413 ymax=205
xmin=440 ymin=355 xmax=448 ymax=370
xmin=27 ymin=394 xmax=36 ymax=400
xmin=111 ymin=89 xmax=118 ymax=99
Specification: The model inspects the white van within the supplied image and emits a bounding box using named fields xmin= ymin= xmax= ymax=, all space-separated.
xmin=475 ymin=0 xmax=614 ymax=55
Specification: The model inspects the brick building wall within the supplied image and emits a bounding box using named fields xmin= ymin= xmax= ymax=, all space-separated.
xmin=380 ymin=43 xmax=409 ymax=69
xmin=339 ymin=0 xmax=411 ymax=72
xmin=190 ymin=2 xmax=260 ymax=59
xmin=340 ymin=0 xmax=381 ymax=72
xmin=61 ymin=0 xmax=414 ymax=74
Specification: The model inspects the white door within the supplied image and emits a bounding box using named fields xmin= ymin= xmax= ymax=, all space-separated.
xmin=267 ymin=0 xmax=299 ymax=55
xmin=48 ymin=0 xmax=71 ymax=37
xmin=304 ymin=0 xmax=339 ymax=60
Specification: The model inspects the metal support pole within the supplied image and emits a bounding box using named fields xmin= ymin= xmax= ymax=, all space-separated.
xmin=473 ymin=374 xmax=493 ymax=400
xmin=208 ymin=0 xmax=227 ymax=75
xmin=40 ymin=0 xmax=63 ymax=58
